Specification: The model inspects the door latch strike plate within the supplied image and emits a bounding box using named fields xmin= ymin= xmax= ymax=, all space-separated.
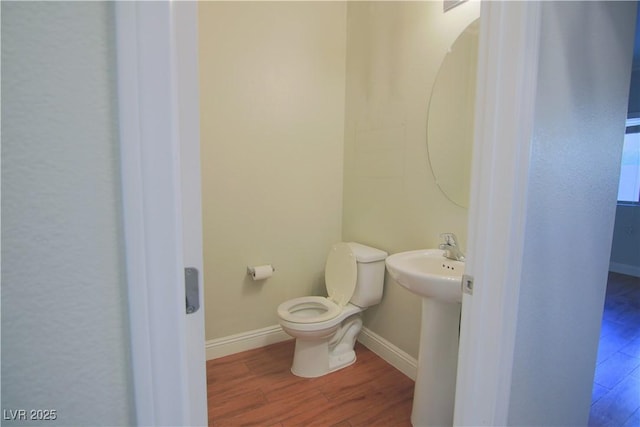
xmin=185 ymin=267 xmax=199 ymax=314
xmin=462 ymin=274 xmax=474 ymax=295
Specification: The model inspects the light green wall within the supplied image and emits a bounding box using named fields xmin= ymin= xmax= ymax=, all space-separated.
xmin=198 ymin=1 xmax=480 ymax=357
xmin=199 ymin=2 xmax=347 ymax=340
xmin=343 ymin=1 xmax=479 ymax=358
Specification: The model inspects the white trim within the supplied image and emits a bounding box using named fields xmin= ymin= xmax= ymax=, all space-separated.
xmin=204 ymin=325 xmax=419 ymax=382
xmin=174 ymin=2 xmax=208 ymax=426
xmin=357 ymin=327 xmax=417 ymax=381
xmin=114 ymin=5 xmax=154 ymax=423
xmin=609 ymin=262 xmax=640 ymax=278
xmin=626 ymin=117 xmax=640 ymax=127
xmin=116 ymin=2 xmax=204 ymax=425
xmin=454 ymin=2 xmax=541 ymax=426
xmin=206 ymin=326 xmax=292 ymax=360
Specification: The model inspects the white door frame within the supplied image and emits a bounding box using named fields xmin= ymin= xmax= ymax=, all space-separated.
xmin=115 ymin=1 xmax=543 ymax=425
xmin=115 ymin=2 xmax=207 ymax=425
xmin=173 ymin=2 xmax=208 ymax=425
xmin=454 ymin=1 xmax=541 ymax=425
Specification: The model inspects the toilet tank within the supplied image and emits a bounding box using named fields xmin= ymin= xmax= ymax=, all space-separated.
xmin=347 ymin=242 xmax=388 ymax=308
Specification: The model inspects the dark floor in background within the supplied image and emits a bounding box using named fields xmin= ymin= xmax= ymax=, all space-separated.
xmin=589 ymin=272 xmax=640 ymax=427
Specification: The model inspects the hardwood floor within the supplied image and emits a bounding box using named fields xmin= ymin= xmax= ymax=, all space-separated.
xmin=207 ymin=272 xmax=640 ymax=426
xmin=207 ymin=341 xmax=414 ymax=426
xmin=589 ymin=272 xmax=640 ymax=427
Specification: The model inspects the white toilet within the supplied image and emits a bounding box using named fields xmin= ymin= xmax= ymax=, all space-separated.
xmin=277 ymin=242 xmax=387 ymax=378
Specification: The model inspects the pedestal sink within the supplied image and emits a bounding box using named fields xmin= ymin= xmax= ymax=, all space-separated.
xmin=385 ymin=249 xmax=464 ymax=427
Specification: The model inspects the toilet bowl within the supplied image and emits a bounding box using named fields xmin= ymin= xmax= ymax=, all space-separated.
xmin=277 ymin=242 xmax=387 ymax=378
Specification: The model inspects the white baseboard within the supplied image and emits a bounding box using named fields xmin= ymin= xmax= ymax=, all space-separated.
xmin=205 ymin=325 xmax=291 ymax=360
xmin=205 ymin=324 xmax=418 ymax=382
xmin=357 ymin=327 xmax=417 ymax=381
xmin=609 ymin=262 xmax=640 ymax=278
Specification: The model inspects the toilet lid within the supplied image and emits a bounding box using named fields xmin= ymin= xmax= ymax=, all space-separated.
xmin=325 ymin=242 xmax=357 ymax=307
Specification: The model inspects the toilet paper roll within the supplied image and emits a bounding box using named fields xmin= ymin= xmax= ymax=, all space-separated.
xmin=250 ymin=265 xmax=274 ymax=281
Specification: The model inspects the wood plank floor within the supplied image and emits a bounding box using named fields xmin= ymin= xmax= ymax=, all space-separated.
xmin=589 ymin=272 xmax=640 ymax=427
xmin=207 ymin=341 xmax=414 ymax=426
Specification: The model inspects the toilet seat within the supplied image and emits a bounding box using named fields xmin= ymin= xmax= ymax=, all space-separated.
xmin=277 ymin=296 xmax=341 ymax=324
xmin=278 ymin=243 xmax=358 ymax=325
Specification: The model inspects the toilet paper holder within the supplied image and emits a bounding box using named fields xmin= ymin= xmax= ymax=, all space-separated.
xmin=247 ymin=264 xmax=276 ymax=280
xmin=246 ymin=265 xmax=275 ymax=278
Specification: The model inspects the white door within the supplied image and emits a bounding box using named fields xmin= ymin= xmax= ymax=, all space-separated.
xmin=116 ymin=2 xmax=208 ymax=425
xmin=175 ymin=2 xmax=209 ymax=426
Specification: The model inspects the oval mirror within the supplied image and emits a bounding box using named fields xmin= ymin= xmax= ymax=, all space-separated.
xmin=427 ymin=19 xmax=479 ymax=208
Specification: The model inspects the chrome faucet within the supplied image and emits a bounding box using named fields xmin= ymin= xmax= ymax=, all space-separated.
xmin=439 ymin=233 xmax=465 ymax=261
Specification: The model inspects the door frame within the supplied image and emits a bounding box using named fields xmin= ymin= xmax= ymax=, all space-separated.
xmin=454 ymin=1 xmax=541 ymax=425
xmin=115 ymin=1 xmax=543 ymax=425
xmin=115 ymin=2 xmax=207 ymax=425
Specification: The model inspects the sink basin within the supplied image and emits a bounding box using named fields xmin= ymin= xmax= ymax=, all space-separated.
xmin=385 ymin=249 xmax=464 ymax=303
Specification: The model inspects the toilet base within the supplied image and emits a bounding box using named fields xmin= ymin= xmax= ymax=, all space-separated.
xmin=291 ymin=339 xmax=330 ymax=378
xmin=329 ymin=349 xmax=356 ymax=372
xmin=289 ymin=314 xmax=363 ymax=378
xmin=291 ymin=340 xmax=357 ymax=378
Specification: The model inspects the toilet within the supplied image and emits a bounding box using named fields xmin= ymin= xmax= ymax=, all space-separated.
xmin=277 ymin=242 xmax=387 ymax=378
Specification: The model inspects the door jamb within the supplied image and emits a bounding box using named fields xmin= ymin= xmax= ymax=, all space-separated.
xmin=115 ymin=2 xmax=202 ymax=425
xmin=454 ymin=2 xmax=541 ymax=425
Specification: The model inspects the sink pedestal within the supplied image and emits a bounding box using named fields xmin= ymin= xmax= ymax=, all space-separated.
xmin=384 ymin=248 xmax=464 ymax=426
xmin=412 ymin=298 xmax=461 ymax=427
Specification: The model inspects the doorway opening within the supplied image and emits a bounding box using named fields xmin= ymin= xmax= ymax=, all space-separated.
xmin=589 ymin=7 xmax=640 ymax=425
